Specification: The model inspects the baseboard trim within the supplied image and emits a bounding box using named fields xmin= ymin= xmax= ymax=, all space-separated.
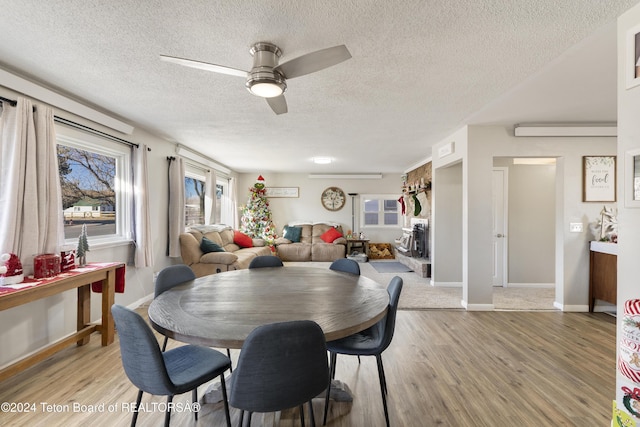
xmin=553 ymin=301 xmax=589 ymax=312
xmin=461 ymin=301 xmax=495 ymax=311
xmin=505 ymin=282 xmax=554 ymax=288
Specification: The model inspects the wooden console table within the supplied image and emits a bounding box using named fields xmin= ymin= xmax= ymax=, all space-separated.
xmin=588 ymin=241 xmax=617 ymax=312
xmin=0 ymin=262 xmax=124 ymax=381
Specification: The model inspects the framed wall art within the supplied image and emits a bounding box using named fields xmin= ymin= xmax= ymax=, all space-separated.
xmin=264 ymin=187 xmax=299 ymax=198
xmin=583 ymin=156 xmax=616 ymax=202
xmin=626 ymin=23 xmax=640 ymax=89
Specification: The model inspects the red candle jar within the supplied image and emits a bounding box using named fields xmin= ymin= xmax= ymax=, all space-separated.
xmin=34 ymin=254 xmax=61 ymax=279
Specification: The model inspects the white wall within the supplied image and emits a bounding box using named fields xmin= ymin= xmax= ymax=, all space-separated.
xmin=432 ymin=162 xmax=463 ymax=285
xmin=236 ymin=173 xmax=403 ymax=244
xmin=615 ymin=4 xmax=640 ymax=421
xmin=431 ymin=124 xmax=616 ymax=310
xmin=0 ymin=86 xmax=175 ymax=367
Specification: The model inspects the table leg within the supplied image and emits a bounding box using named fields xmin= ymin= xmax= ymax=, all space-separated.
xmin=101 ymin=269 xmax=116 ymax=346
xmin=77 ymin=284 xmax=91 ymax=346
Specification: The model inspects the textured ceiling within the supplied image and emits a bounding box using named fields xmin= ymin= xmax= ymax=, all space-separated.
xmin=0 ymin=1 xmax=635 ymax=173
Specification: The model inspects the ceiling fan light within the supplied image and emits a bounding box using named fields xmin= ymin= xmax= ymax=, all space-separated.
xmin=249 ymin=81 xmax=284 ymax=98
xmin=313 ymin=157 xmax=332 ymax=164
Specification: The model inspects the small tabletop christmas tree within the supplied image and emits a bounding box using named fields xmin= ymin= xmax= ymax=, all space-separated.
xmin=240 ymin=175 xmax=278 ymax=247
xmin=77 ymin=223 xmax=90 ymax=266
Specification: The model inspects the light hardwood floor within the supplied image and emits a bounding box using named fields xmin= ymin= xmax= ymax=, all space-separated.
xmin=0 ymin=308 xmax=615 ymax=427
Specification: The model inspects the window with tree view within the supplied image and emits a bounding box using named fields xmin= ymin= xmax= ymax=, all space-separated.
xmin=57 ymin=130 xmax=131 ymax=243
xmin=58 ymin=146 xmax=116 ymax=239
xmin=185 ymin=176 xmax=205 ymax=226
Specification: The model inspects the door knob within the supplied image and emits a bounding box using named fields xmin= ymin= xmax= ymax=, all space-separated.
xmin=496 ymin=233 xmax=504 ymax=238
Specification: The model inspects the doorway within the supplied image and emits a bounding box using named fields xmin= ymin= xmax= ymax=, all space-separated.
xmin=492 ymin=158 xmax=556 ymax=288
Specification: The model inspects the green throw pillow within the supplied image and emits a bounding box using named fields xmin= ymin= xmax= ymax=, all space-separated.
xmin=200 ymin=236 xmax=225 ymax=253
xmin=283 ymin=226 xmax=302 ymax=242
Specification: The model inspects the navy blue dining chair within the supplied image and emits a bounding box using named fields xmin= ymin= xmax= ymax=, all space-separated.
xmin=154 ymin=264 xmax=196 ymax=351
xmin=112 ymin=304 xmax=232 ymax=427
xmin=248 ymin=255 xmax=284 ymax=269
xmin=329 ymin=258 xmax=360 ymax=275
xmin=229 ymin=320 xmax=330 ymax=427
xmin=322 ymin=276 xmax=403 ymax=427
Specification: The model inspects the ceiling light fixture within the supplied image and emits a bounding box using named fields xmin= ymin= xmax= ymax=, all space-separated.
xmin=513 ymin=158 xmax=557 ymax=165
xmin=313 ymin=157 xmax=332 ymax=164
xmin=309 ymin=174 xmax=383 ymax=179
xmin=514 ymin=124 xmax=617 ymax=137
xmin=245 ymin=43 xmax=287 ymax=98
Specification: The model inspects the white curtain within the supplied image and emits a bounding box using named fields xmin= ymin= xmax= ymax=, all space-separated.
xmin=228 ymin=176 xmax=239 ymax=229
xmin=0 ymin=97 xmax=64 ymax=273
xmin=204 ymin=168 xmax=217 ymax=224
xmin=167 ymin=157 xmax=185 ymax=257
xmin=132 ymin=144 xmax=153 ymax=268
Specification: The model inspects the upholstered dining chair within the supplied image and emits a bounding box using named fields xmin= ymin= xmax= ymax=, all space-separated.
xmin=248 ymin=255 xmax=284 ymax=269
xmin=322 ymin=276 xmax=403 ymax=427
xmin=154 ymin=264 xmax=196 ymax=351
xmin=111 ymin=304 xmax=232 ymax=427
xmin=229 ymin=320 xmax=330 ymax=427
xmin=329 ymin=258 xmax=360 ymax=275
xmin=155 ymin=264 xmax=233 ymax=367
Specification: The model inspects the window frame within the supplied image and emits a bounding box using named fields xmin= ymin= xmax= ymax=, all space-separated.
xmin=360 ymin=194 xmax=400 ymax=229
xmin=184 ymin=166 xmax=207 ymax=227
xmin=57 ymin=127 xmax=132 ymax=247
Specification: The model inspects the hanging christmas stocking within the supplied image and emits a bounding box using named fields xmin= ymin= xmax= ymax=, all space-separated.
xmin=412 ymin=194 xmax=421 ymax=216
xmin=416 ymin=191 xmax=429 ymax=217
xmin=397 ymin=196 xmax=406 ymax=215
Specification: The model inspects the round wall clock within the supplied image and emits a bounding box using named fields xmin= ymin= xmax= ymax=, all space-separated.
xmin=321 ymin=187 xmax=346 ymax=211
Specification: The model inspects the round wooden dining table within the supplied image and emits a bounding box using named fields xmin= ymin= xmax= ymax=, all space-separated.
xmin=148 ymin=265 xmax=390 ymax=349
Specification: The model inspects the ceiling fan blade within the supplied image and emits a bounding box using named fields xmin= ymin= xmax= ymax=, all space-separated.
xmin=159 ymin=54 xmax=248 ymax=78
xmin=266 ymin=95 xmax=287 ymax=115
xmin=275 ymin=45 xmax=351 ymax=79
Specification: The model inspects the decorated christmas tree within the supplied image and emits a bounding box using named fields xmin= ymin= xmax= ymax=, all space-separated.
xmin=240 ymin=175 xmax=278 ymax=246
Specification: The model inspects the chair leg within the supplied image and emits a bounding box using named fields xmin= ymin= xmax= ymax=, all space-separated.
xmin=375 ymin=355 xmax=390 ymax=427
xmin=227 ymin=348 xmax=233 ymax=372
xmin=220 ymin=374 xmax=232 ymax=427
xmin=131 ymin=390 xmax=143 ymax=427
xmin=300 ymin=404 xmax=306 ymax=427
xmin=161 ymin=336 xmax=169 ymax=352
xmin=165 ymin=395 xmax=173 ymax=427
xmin=330 ymin=352 xmax=337 ymax=380
xmin=192 ymin=388 xmax=198 ymax=421
xmin=377 ymin=354 xmax=388 ymax=395
xmin=323 ymin=352 xmax=336 ymax=425
xmin=308 ymin=400 xmax=316 ymax=427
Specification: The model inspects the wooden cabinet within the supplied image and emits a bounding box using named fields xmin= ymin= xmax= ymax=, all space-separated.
xmin=588 ymin=241 xmax=617 ymax=312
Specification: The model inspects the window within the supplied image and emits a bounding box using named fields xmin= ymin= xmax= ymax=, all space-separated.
xmin=362 ymin=195 xmax=399 ymax=227
xmin=57 ymin=128 xmax=131 ymax=244
xmin=185 ymin=175 xmax=206 ymax=226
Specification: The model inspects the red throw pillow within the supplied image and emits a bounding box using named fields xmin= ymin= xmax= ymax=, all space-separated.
xmin=234 ymin=230 xmax=254 ymax=248
xmin=320 ymin=227 xmax=343 ymax=243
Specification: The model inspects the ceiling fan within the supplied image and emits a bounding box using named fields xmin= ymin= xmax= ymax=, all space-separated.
xmin=160 ymin=42 xmax=351 ymax=115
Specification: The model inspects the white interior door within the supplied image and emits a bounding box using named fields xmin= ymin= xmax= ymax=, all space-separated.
xmin=492 ymin=168 xmax=508 ymax=286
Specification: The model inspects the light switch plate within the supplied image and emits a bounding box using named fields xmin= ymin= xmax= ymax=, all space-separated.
xmin=569 ymin=223 xmax=583 ymax=232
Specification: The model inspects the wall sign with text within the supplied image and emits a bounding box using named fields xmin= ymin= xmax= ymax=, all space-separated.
xmin=583 ymin=156 xmax=616 ymax=202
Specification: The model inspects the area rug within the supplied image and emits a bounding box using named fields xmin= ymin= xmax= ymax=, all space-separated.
xmin=370 ymin=261 xmax=413 ymax=273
